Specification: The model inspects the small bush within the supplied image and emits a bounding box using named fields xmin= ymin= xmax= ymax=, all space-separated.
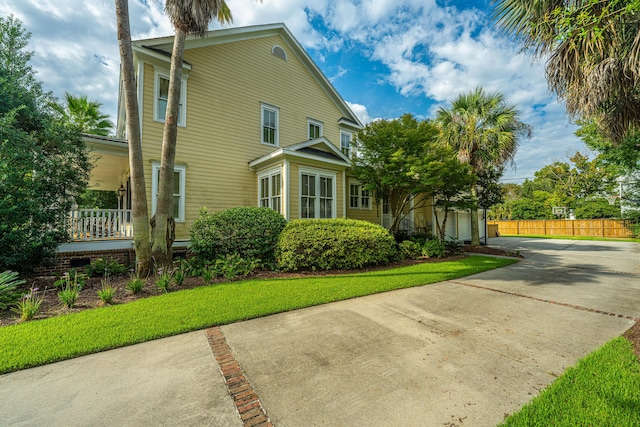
xmin=11 ymin=287 xmax=44 ymax=321
xmin=422 ymin=240 xmax=446 ymax=258
xmin=190 ymin=207 xmax=287 ymax=263
xmin=54 ymin=269 xmax=87 ymax=290
xmin=97 ymin=279 xmax=115 ymax=305
xmin=126 ymin=277 xmax=144 ymax=294
xmin=444 ymin=240 xmax=463 ymax=256
xmin=155 ymin=268 xmax=174 ymax=293
xmin=58 ymin=283 xmax=79 ymax=309
xmin=85 ymin=258 xmax=127 ymax=277
xmin=399 ymin=240 xmax=422 ymax=260
xmin=0 ymin=270 xmax=25 ymax=311
xmin=277 ymin=219 xmax=397 ymax=271
xmin=214 ymin=254 xmax=260 ymax=280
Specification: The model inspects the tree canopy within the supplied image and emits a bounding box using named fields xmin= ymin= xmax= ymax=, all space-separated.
xmin=436 ymin=87 xmax=530 ymax=244
xmin=51 ymin=92 xmax=113 ymax=136
xmin=351 ymin=114 xmax=474 ymax=235
xmin=493 ymin=0 xmax=640 ymax=143
xmin=0 ymin=16 xmax=91 ymax=271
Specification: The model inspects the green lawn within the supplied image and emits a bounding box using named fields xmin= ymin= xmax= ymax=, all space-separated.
xmin=0 ymin=255 xmax=515 ymax=374
xmin=500 ymin=234 xmax=640 ymax=243
xmin=500 ymin=337 xmax=640 ymax=426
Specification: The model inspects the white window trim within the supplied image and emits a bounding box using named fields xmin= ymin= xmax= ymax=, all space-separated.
xmin=151 ymin=162 xmax=187 ymax=222
xmin=348 ymin=180 xmax=372 ymax=210
xmin=154 ymin=69 xmax=187 ymax=127
xmin=340 ymin=130 xmax=352 ymax=158
xmin=307 ymin=118 xmax=323 ymax=140
xmin=299 ymin=167 xmax=337 ymax=219
xmin=257 ymin=167 xmax=283 ymax=214
xmin=261 ymin=102 xmax=279 ymax=146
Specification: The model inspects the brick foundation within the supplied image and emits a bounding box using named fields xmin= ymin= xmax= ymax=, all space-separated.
xmin=33 ymin=247 xmax=190 ymax=275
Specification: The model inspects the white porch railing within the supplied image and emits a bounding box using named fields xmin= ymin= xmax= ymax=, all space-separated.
xmin=68 ymin=209 xmax=133 ymax=241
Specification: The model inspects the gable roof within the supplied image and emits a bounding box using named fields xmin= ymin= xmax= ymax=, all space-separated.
xmin=129 ymin=23 xmax=363 ymax=130
xmin=249 ymin=137 xmax=351 ymax=171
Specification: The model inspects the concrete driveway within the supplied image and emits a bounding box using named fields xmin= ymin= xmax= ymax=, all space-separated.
xmin=1 ymin=237 xmax=638 ymax=426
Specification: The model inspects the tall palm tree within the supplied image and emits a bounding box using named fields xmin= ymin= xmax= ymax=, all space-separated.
xmin=115 ymin=0 xmax=152 ymax=276
xmin=492 ymin=0 xmax=640 ymax=143
xmin=436 ymin=87 xmax=531 ymax=245
xmin=151 ymin=0 xmax=233 ymax=267
xmin=52 ymin=92 xmax=113 ymax=136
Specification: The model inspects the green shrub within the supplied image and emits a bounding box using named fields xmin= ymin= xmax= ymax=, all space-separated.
xmin=97 ymin=279 xmax=115 ymax=305
xmin=126 ymin=277 xmax=144 ymax=294
xmin=0 ymin=270 xmax=25 ymax=310
xmin=277 ymin=219 xmax=397 ymax=271
xmin=54 ymin=269 xmax=87 ymax=291
xmin=190 ymin=207 xmax=287 ymax=263
xmin=85 ymin=258 xmax=127 ymax=277
xmin=58 ymin=283 xmax=79 ymax=309
xmin=11 ymin=287 xmax=44 ymax=321
xmin=399 ymin=240 xmax=422 ymax=260
xmin=444 ymin=240 xmax=463 ymax=256
xmin=422 ymin=239 xmax=446 ymax=258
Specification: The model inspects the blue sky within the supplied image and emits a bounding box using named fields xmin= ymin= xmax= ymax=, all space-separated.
xmin=0 ymin=0 xmax=589 ymax=183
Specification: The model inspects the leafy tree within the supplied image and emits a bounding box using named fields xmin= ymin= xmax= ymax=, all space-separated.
xmin=115 ymin=0 xmax=152 ymax=276
xmin=493 ymin=0 xmax=640 ymax=143
xmin=508 ymin=198 xmax=549 ymax=220
xmin=51 ymin=92 xmax=113 ymax=136
xmin=0 ymin=16 xmax=91 ymax=271
xmin=152 ymin=0 xmax=233 ymax=267
xmin=575 ymin=198 xmax=621 ymax=219
xmin=436 ymin=87 xmax=531 ymax=245
xmin=352 ymin=114 xmax=473 ymax=235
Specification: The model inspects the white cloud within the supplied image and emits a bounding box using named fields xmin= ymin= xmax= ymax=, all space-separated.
xmin=346 ymin=101 xmax=377 ymax=124
xmin=0 ymin=0 xmax=584 ymax=180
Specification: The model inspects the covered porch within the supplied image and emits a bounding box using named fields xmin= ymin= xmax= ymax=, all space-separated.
xmin=68 ymin=134 xmax=132 ymax=243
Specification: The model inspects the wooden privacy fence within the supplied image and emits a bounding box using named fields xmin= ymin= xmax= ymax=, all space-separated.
xmin=488 ymin=219 xmax=635 ymax=238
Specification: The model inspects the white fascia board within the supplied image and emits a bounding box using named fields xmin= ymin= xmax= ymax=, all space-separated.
xmin=249 ymin=148 xmax=285 ymax=170
xmin=132 ymin=45 xmax=192 ymax=70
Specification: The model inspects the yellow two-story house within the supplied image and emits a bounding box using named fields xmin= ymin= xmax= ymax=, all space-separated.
xmin=61 ymin=23 xmax=378 ymax=262
xmin=55 ymin=23 xmax=480 ymax=270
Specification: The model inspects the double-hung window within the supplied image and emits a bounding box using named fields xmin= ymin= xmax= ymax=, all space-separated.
xmin=151 ymin=162 xmax=186 ymax=222
xmin=154 ymin=71 xmax=186 ymax=126
xmin=259 ymin=170 xmax=282 ymax=214
xmin=261 ymin=104 xmax=279 ymax=146
xmin=308 ymin=119 xmax=322 ymax=139
xmin=301 ymin=170 xmax=335 ymax=219
xmin=340 ymin=131 xmax=352 ymax=157
xmin=349 ymin=182 xmax=371 ymax=210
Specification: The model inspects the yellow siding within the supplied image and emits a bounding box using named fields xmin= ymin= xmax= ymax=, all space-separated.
xmin=138 ymin=35 xmax=354 ymax=239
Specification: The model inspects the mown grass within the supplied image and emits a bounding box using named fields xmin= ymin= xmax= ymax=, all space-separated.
xmin=0 ymin=255 xmax=515 ymax=374
xmin=501 ymin=337 xmax=640 ymax=427
xmin=500 ymin=234 xmax=640 ymax=243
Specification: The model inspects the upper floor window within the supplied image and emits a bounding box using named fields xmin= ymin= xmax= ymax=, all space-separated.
xmin=154 ymin=71 xmax=186 ymax=127
xmin=308 ymin=119 xmax=323 ymax=139
xmin=151 ymin=162 xmax=186 ymax=222
xmin=261 ymin=103 xmax=279 ymax=146
xmin=340 ymin=131 xmax=352 ymax=157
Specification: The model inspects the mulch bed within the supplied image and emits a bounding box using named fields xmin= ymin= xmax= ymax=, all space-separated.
xmin=623 ymin=321 xmax=640 ymax=360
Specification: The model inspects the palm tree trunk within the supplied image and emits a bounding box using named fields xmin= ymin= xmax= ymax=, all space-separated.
xmin=151 ymin=29 xmax=186 ymax=268
xmin=115 ymin=0 xmax=152 ymax=276
xmin=470 ymin=185 xmax=481 ymax=245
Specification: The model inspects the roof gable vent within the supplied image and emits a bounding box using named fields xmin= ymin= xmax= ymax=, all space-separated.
xmin=272 ymin=45 xmax=287 ymax=61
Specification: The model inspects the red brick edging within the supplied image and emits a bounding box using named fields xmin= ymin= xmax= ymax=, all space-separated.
xmin=205 ymin=327 xmax=273 ymax=427
xmin=451 ymin=280 xmax=640 ymax=322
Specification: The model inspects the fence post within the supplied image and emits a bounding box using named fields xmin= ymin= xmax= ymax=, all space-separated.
xmin=601 ymin=218 xmax=605 ymax=237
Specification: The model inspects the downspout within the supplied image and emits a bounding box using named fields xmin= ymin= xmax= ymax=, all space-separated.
xmin=283 ymin=159 xmax=290 ymax=220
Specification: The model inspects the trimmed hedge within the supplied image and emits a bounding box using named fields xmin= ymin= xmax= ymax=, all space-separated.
xmin=277 ymin=218 xmax=397 ymax=271
xmin=190 ymin=207 xmax=287 ymax=262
